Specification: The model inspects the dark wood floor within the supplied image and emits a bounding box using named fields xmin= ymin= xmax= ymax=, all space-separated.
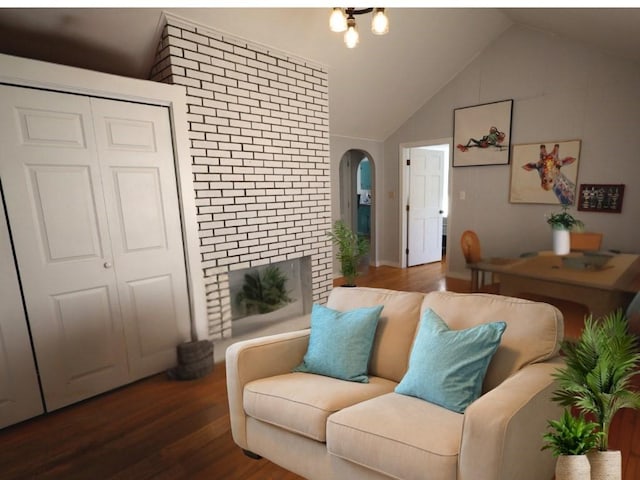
xmin=1 ymin=263 xmax=637 ymax=479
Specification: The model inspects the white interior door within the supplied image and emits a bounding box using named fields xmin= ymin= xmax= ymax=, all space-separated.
xmin=91 ymin=98 xmax=190 ymax=380
xmin=0 ymin=191 xmax=44 ymax=428
xmin=407 ymin=148 xmax=444 ymax=266
xmin=0 ymin=85 xmax=130 ymax=411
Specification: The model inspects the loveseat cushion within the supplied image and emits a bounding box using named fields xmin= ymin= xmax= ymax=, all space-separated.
xmin=421 ymin=292 xmax=563 ymax=391
xmin=293 ymin=303 xmax=383 ymax=382
xmin=243 ymin=372 xmax=396 ymax=442
xmin=327 ymin=287 xmax=427 ymax=382
xmin=327 ymin=392 xmax=463 ymax=480
xmin=395 ymin=308 xmax=506 ymax=413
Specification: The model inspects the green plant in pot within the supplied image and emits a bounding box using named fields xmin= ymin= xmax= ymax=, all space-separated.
xmin=327 ymin=220 xmax=369 ymax=287
xmin=542 ymin=409 xmax=602 ymax=480
xmin=552 ymin=309 xmax=640 ymax=480
xmin=546 ymin=204 xmax=584 ymax=255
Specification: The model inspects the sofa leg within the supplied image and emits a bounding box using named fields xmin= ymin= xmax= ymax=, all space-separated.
xmin=243 ymin=449 xmax=262 ymax=460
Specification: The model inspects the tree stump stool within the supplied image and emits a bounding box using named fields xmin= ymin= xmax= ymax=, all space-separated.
xmin=167 ymin=340 xmax=214 ymax=380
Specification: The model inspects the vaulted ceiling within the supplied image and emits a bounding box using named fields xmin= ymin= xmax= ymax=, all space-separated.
xmin=1 ymin=8 xmax=638 ymax=141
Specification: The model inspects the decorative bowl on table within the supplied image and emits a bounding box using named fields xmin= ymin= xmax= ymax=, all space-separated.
xmin=561 ymin=252 xmax=613 ymax=270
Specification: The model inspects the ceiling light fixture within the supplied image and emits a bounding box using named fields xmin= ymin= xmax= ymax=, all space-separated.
xmin=344 ymin=13 xmax=359 ymax=48
xmin=329 ymin=8 xmax=389 ymax=48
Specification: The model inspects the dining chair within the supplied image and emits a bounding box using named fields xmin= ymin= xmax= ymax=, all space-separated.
xmin=460 ymin=230 xmax=485 ymax=292
xmin=570 ymin=232 xmax=603 ymax=252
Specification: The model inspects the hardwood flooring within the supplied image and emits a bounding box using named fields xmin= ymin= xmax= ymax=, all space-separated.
xmin=1 ymin=263 xmax=637 ymax=479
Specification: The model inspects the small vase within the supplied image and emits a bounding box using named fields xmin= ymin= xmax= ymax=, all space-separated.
xmin=588 ymin=450 xmax=622 ymax=480
xmin=555 ymin=455 xmax=591 ymax=480
xmin=552 ymin=228 xmax=571 ymax=255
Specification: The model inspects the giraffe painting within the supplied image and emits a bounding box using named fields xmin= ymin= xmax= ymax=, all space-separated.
xmin=509 ymin=140 xmax=581 ymax=205
xmin=522 ymin=144 xmax=577 ymax=205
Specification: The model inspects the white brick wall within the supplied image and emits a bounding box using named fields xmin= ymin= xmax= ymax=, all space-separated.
xmin=150 ymin=15 xmax=333 ymax=339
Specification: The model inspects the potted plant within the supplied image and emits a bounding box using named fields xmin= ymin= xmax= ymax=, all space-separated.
xmin=327 ymin=220 xmax=369 ymax=287
xmin=236 ymin=265 xmax=292 ymax=315
xmin=542 ymin=409 xmax=602 ymax=480
xmin=546 ymin=204 xmax=584 ymax=255
xmin=552 ymin=309 xmax=640 ymax=480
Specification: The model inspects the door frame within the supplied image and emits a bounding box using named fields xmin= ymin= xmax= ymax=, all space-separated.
xmin=398 ymin=137 xmax=452 ymax=269
xmin=0 ymin=53 xmax=207 ymax=341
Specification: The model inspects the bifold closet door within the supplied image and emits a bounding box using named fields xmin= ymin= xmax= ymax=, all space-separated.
xmin=0 ymin=193 xmax=44 ymax=428
xmin=0 ymin=85 xmax=191 ymax=412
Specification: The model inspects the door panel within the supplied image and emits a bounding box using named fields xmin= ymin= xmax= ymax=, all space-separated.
xmin=16 ymin=107 xmax=86 ymax=148
xmin=91 ymin=98 xmax=190 ymax=379
xmin=0 ymin=85 xmax=129 ymax=411
xmin=28 ymin=165 xmax=103 ymax=262
xmin=0 ymin=193 xmax=44 ymax=429
xmin=113 ymin=168 xmax=166 ymax=252
xmin=104 ymin=117 xmax=157 ymax=152
xmin=127 ymin=275 xmax=179 ymax=356
xmin=53 ymin=286 xmax=121 ymax=381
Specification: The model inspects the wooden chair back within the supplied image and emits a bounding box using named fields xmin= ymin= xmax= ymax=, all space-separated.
xmin=570 ymin=232 xmax=603 ymax=252
xmin=461 ymin=230 xmax=482 ymax=264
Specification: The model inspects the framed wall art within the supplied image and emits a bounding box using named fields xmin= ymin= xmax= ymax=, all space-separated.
xmin=453 ymin=99 xmax=513 ymax=167
xmin=509 ymin=140 xmax=581 ymax=205
xmin=577 ymin=184 xmax=625 ymax=213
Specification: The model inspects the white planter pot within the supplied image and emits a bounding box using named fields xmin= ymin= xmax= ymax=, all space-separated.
xmin=552 ymin=228 xmax=571 ymax=255
xmin=555 ymin=455 xmax=591 ymax=480
xmin=588 ymin=450 xmax=622 ymax=480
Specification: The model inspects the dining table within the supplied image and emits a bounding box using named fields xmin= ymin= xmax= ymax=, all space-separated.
xmin=468 ymin=252 xmax=640 ymax=318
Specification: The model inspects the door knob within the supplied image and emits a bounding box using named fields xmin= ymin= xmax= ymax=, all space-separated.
xmin=104 ymin=262 xmax=112 ymax=269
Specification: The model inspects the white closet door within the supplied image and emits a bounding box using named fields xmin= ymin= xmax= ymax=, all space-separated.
xmin=90 ymin=98 xmax=190 ymax=379
xmin=0 ymin=85 xmax=129 ymax=411
xmin=0 ymin=193 xmax=44 ymax=428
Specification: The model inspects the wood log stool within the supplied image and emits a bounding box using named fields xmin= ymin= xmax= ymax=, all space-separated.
xmin=167 ymin=340 xmax=214 ymax=380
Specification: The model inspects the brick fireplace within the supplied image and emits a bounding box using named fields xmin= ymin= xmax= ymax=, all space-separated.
xmin=150 ymin=13 xmax=333 ymax=340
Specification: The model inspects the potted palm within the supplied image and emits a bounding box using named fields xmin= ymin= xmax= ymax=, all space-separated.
xmin=552 ymin=309 xmax=640 ymax=480
xmin=546 ymin=204 xmax=584 ymax=255
xmin=327 ymin=220 xmax=369 ymax=287
xmin=542 ymin=409 xmax=602 ymax=480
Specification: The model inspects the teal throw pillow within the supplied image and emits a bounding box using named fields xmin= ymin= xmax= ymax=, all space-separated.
xmin=293 ymin=303 xmax=383 ymax=383
xmin=395 ymin=308 xmax=506 ymax=413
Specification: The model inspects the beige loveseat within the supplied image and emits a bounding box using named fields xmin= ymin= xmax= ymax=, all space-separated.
xmin=226 ymin=287 xmax=565 ymax=480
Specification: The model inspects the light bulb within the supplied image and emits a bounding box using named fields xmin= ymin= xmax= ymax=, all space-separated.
xmin=344 ymin=17 xmax=359 ymax=48
xmin=329 ymin=8 xmax=347 ymax=33
xmin=371 ymin=8 xmax=389 ymax=35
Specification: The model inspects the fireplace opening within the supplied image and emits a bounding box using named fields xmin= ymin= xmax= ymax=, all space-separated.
xmin=229 ymin=257 xmax=312 ymax=337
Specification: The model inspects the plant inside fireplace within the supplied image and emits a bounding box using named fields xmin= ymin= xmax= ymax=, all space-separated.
xmin=236 ymin=265 xmax=293 ymax=315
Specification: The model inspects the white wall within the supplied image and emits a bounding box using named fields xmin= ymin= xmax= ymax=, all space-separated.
xmin=383 ymin=25 xmax=640 ymax=278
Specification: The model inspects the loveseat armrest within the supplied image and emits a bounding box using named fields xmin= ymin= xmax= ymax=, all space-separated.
xmin=458 ymin=357 xmax=564 ymax=480
xmin=225 ymin=328 xmax=311 ymax=449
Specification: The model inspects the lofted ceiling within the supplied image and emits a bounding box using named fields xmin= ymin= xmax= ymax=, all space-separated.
xmin=0 ymin=7 xmax=638 ymax=141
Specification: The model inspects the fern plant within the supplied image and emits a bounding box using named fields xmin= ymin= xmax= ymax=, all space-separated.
xmin=327 ymin=220 xmax=369 ymax=286
xmin=236 ymin=265 xmax=292 ymax=315
xmin=546 ymin=204 xmax=584 ymax=231
xmin=552 ymin=309 xmax=640 ymax=450
xmin=542 ymin=409 xmax=603 ymax=457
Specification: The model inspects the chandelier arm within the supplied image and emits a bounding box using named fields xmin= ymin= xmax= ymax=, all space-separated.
xmin=346 ymin=8 xmax=374 ymax=16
